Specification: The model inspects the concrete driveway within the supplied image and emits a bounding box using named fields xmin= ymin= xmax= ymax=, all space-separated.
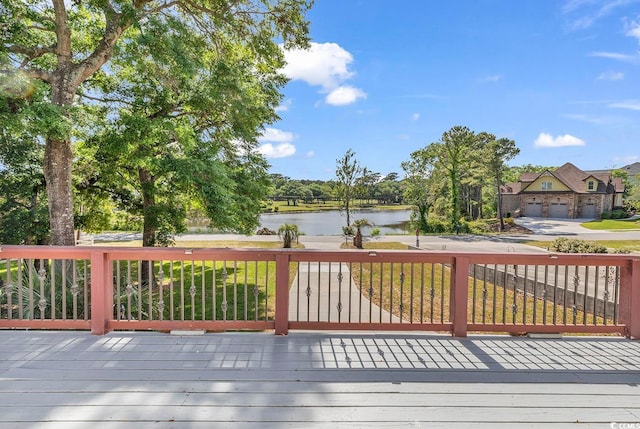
xmin=514 ymin=217 xmax=597 ymax=235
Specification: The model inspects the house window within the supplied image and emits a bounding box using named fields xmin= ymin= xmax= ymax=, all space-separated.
xmin=541 ymin=181 xmax=552 ymax=191
xmin=588 ymin=181 xmax=595 ymax=190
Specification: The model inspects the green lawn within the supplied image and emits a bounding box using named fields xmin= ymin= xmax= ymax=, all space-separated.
xmin=525 ymin=240 xmax=640 ymax=252
xmin=580 ymin=218 xmax=640 ymax=231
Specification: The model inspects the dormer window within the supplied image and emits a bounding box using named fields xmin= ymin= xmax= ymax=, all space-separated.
xmin=541 ymin=181 xmax=552 ymax=191
xmin=587 ymin=181 xmax=595 ymax=191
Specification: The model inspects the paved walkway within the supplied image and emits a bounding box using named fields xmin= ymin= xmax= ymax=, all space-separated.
xmin=289 ymin=261 xmax=399 ymax=323
xmin=1 ymin=331 xmax=639 ymax=428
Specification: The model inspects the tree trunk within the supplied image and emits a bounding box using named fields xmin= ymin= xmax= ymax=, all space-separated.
xmin=139 ymin=168 xmax=156 ymax=287
xmin=139 ymin=168 xmax=156 ymax=247
xmin=353 ymin=228 xmax=363 ymax=249
xmin=44 ymin=137 xmax=75 ymax=246
xmin=497 ymin=173 xmax=505 ymax=231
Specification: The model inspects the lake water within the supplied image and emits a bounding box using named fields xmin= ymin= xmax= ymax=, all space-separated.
xmin=259 ymin=209 xmax=413 ymax=236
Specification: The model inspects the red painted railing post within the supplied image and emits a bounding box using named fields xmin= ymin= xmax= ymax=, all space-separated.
xmin=619 ymin=258 xmax=640 ymax=340
xmin=451 ymin=256 xmax=469 ymax=337
xmin=90 ymin=251 xmax=112 ymax=335
xmin=274 ymin=252 xmax=290 ymax=335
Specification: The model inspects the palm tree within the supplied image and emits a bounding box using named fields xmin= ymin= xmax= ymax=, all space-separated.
xmin=352 ymin=218 xmax=372 ymax=249
xmin=278 ymin=224 xmax=300 ymax=248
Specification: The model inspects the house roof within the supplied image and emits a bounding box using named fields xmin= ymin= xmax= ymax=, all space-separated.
xmin=517 ymin=162 xmax=624 ymax=194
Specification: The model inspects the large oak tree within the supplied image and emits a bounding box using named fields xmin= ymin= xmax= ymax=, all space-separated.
xmin=1 ymin=0 xmax=311 ymax=245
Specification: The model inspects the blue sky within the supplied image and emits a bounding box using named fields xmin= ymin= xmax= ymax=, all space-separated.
xmin=257 ymin=0 xmax=640 ymax=180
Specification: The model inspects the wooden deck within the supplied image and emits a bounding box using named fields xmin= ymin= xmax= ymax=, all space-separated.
xmin=1 ymin=331 xmax=639 ymax=428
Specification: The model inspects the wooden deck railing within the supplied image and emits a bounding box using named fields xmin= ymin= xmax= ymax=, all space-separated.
xmin=0 ymin=246 xmax=638 ymax=338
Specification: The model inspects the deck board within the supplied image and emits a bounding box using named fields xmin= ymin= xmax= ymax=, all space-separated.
xmin=1 ymin=331 xmax=639 ymax=427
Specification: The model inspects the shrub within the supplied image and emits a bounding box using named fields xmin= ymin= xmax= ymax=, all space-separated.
xmin=549 ymin=238 xmax=607 ymax=254
xmin=370 ymin=227 xmax=381 ymax=237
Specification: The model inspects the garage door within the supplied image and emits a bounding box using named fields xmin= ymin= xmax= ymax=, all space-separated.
xmin=525 ymin=202 xmax=542 ymax=217
xmin=549 ymin=202 xmax=569 ymax=218
xmin=582 ymin=203 xmax=596 ymax=218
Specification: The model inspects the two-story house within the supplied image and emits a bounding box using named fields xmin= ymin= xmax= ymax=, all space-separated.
xmin=501 ymin=163 xmax=625 ymax=219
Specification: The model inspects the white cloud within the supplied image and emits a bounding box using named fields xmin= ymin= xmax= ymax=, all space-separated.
xmin=325 ymin=85 xmax=367 ymax=106
xmin=534 ymin=133 xmax=586 ymax=148
xmin=282 ymin=42 xmax=366 ymax=106
xmin=260 ymin=127 xmax=295 ymax=143
xmin=597 ymin=70 xmax=624 ymax=80
xmin=305 ymin=150 xmax=315 ymax=158
xmin=481 ymin=74 xmax=503 ymax=82
xmin=411 ymin=113 xmax=420 ymax=121
xmin=626 ymin=18 xmax=640 ymax=41
xmin=609 ymin=99 xmax=640 ymax=110
xmin=589 ymin=51 xmax=640 ymax=63
xmin=275 ymin=99 xmax=292 ymax=112
xmin=563 ymin=0 xmax=636 ymax=30
xmin=613 ymin=155 xmax=640 ymax=164
xmin=564 ymin=113 xmax=623 ymax=125
xmin=257 ymin=143 xmax=296 ymax=159
xmin=257 ymin=128 xmax=297 ymax=158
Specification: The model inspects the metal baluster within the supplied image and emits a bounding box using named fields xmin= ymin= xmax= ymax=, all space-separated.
xmin=254 ymin=261 xmax=259 ymax=322
xmin=126 ymin=261 xmax=132 ymax=320
xmin=233 ymin=260 xmax=238 ymax=321
xmin=243 ymin=261 xmax=248 ymax=321
xmin=211 ymin=260 xmax=217 ymax=320
xmin=50 ymin=259 xmax=56 ymax=320
xmin=305 ymin=261 xmax=311 ymax=322
xmin=369 ymin=262 xmax=374 ymax=323
xmin=328 ymin=262 xmax=332 ymax=322
xmin=583 ymin=266 xmax=589 ymax=326
xmin=348 ymin=262 xmax=353 ymax=323
xmin=221 ymin=261 xmax=227 ymax=321
xmin=38 ymin=259 xmax=47 ymax=320
xmin=482 ymin=264 xmax=487 ymax=324
xmin=523 ymin=265 xmax=528 ymax=325
xmin=264 ymin=261 xmax=269 ymax=321
xmin=115 ymin=261 xmax=122 ymax=320
xmin=158 ymin=262 xmax=165 ymax=321
xmin=603 ymin=266 xmax=610 ymax=325
xmin=147 ymin=260 xmax=153 ymax=321
xmin=17 ymin=259 xmax=23 ymax=319
xmin=296 ymin=261 xmax=301 ymax=322
xmin=419 ymin=263 xmax=424 ymax=324
xmin=430 ymin=263 xmax=435 ymax=323
xmin=563 ymin=265 xmax=569 ymax=325
xmin=202 ymin=262 xmax=207 ymax=321
xmin=512 ymin=265 xmax=517 ymax=325
xmin=572 ymin=266 xmax=579 ymax=325
xmin=593 ymin=266 xmax=599 ymax=325
xmin=189 ymin=260 xmax=196 ymax=321
xmin=440 ymin=263 xmax=445 ymax=324
xmin=399 ymin=264 xmax=404 ymax=323
xmin=390 ymin=263 xmax=394 ymax=324
xmin=317 ymin=262 xmax=321 ymax=322
xmin=532 ymin=265 xmax=539 ymax=325
xmin=169 ymin=261 xmax=175 ymax=321
xmin=28 ymin=259 xmax=34 ymax=320
xmin=179 ymin=261 xmax=185 ymax=321
xmin=492 ymin=264 xmax=497 ymax=324
xmin=358 ymin=262 xmax=363 ymax=323
xmin=137 ymin=260 xmax=143 ymax=321
xmin=502 ymin=264 xmax=508 ymax=324
xmin=71 ymin=260 xmax=78 ymax=320
xmin=409 ymin=263 xmax=414 ymax=324
xmin=613 ymin=266 xmax=620 ymax=325
xmin=542 ymin=265 xmax=548 ymax=325
xmin=61 ymin=259 xmax=66 ymax=320
xmin=472 ymin=264 xmax=477 ymax=324
xmin=337 ymin=265 xmax=343 ymax=323
xmin=83 ymin=260 xmax=89 ymax=321
xmin=552 ymin=265 xmax=558 ymax=324
xmin=379 ymin=262 xmax=383 ymax=324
